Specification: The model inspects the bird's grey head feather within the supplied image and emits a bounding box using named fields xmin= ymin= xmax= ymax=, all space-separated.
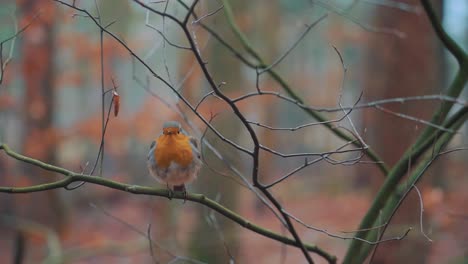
xmin=163 ymin=121 xmax=181 ymax=129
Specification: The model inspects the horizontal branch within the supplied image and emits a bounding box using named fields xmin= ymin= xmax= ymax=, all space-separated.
xmin=0 ymin=143 xmax=336 ymax=263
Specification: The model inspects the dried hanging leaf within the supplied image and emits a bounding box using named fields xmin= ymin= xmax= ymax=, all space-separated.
xmin=113 ymin=90 xmax=120 ymax=117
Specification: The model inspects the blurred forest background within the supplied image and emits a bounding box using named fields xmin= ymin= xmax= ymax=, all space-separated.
xmin=0 ymin=0 xmax=467 ymax=263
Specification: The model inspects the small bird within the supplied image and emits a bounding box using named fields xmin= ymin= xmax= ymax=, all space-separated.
xmin=147 ymin=121 xmax=202 ymax=196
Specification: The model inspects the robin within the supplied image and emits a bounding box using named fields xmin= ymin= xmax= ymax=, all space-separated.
xmin=147 ymin=121 xmax=202 ymax=196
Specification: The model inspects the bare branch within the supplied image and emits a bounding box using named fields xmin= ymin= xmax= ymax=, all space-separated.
xmin=234 ymin=92 xmax=468 ymax=113
xmin=1 ymin=11 xmax=41 ymax=86
xmin=192 ymin=4 xmax=224 ymax=25
xmin=184 ymin=0 xmax=200 ymax=25
xmin=361 ymin=0 xmax=422 ymax=13
xmin=333 ymin=45 xmax=369 ymax=162
xmin=147 ymin=224 xmax=158 ymax=264
xmin=205 ymin=194 xmax=236 ymax=262
xmin=375 ymin=105 xmax=455 ymax=133
xmin=260 ymin=144 xmax=366 ymax=159
xmin=258 ymin=14 xmax=328 ymax=74
xmin=411 ymin=185 xmax=433 ymax=242
xmin=265 ymin=140 xmax=358 ymax=188
xmin=145 ymin=23 xmax=191 ymax=50
xmin=311 ymin=0 xmax=406 ymax=38
xmin=283 ymin=209 xmax=412 ymax=245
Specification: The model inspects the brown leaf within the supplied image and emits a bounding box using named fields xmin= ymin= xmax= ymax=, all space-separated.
xmin=113 ymin=90 xmax=120 ymax=117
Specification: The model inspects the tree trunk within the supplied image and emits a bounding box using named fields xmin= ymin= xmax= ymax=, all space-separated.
xmin=360 ymin=1 xmax=443 ymax=263
xmin=16 ymin=0 xmax=67 ymax=256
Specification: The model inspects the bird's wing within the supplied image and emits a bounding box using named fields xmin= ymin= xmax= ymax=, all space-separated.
xmin=179 ymin=128 xmax=200 ymax=157
xmin=189 ymin=136 xmax=201 ymax=159
xmin=147 ymin=140 xmax=157 ymax=160
xmin=148 ymin=129 xmax=165 ymax=159
xmin=189 ymin=136 xmax=198 ymax=149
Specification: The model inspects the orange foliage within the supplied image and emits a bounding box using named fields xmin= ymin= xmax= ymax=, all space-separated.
xmin=195 ymin=96 xmax=227 ymax=120
xmin=0 ymin=94 xmax=16 ymax=110
xmin=23 ymin=127 xmax=63 ymax=158
xmin=423 ymin=187 xmax=444 ymax=213
xmin=70 ymin=96 xmax=178 ymax=157
xmin=55 ymin=31 xmax=130 ymax=88
xmin=14 ymin=177 xmax=34 ymax=187
xmin=132 ymin=98 xmax=175 ymax=140
xmin=17 ymin=0 xmax=54 ymax=26
xmin=25 ymin=229 xmax=47 ymax=245
xmin=178 ymin=54 xmax=203 ymax=97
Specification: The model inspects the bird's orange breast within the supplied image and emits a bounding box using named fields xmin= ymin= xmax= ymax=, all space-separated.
xmin=154 ymin=134 xmax=194 ymax=168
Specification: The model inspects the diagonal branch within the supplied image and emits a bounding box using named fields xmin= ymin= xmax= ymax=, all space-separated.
xmin=343 ymin=106 xmax=468 ymax=264
xmin=258 ymin=14 xmax=328 ymax=74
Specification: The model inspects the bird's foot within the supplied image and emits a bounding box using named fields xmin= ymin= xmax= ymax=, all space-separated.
xmin=166 ymin=183 xmax=174 ymax=200
xmin=173 ymin=184 xmax=187 ymax=203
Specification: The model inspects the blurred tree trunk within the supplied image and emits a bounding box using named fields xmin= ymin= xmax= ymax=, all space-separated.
xmin=15 ymin=0 xmax=67 ymax=250
xmin=360 ymin=1 xmax=443 ymax=263
xmin=186 ymin=1 xmax=252 ymax=262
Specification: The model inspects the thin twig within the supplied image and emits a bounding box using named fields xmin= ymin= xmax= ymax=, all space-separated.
xmin=258 ymin=14 xmax=328 ymax=74
xmin=375 ymin=105 xmax=455 ymax=133
xmin=412 ymin=185 xmax=433 ymax=242
xmin=311 ymin=0 xmax=406 ymax=38
xmin=362 ymin=0 xmax=422 ymax=13
xmin=283 ymin=209 xmax=412 ymax=245
xmin=265 ymin=140 xmax=358 ymax=188
xmin=0 ymin=11 xmax=41 ymax=85
xmin=93 ymin=0 xmax=105 ymax=177
xmin=258 ymin=14 xmax=328 ymax=75
xmin=192 ymin=4 xmax=224 ymax=24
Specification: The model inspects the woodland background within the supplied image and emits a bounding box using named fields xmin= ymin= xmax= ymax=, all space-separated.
xmin=0 ymin=0 xmax=467 ymax=263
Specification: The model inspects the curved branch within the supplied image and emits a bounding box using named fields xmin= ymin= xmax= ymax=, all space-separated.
xmin=344 ymin=1 xmax=468 ymax=261
xmin=343 ymin=106 xmax=468 ymax=264
xmin=421 ymin=0 xmax=467 ymax=66
xmin=412 ymin=0 xmax=468 ymax=148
